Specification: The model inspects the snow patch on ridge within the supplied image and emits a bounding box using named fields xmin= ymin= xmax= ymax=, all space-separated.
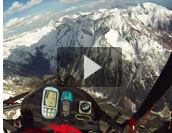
xmin=84 ymin=89 xmax=107 ymax=99
xmin=105 ymin=29 xmax=135 ymax=61
xmin=3 ymin=23 xmax=56 ymax=60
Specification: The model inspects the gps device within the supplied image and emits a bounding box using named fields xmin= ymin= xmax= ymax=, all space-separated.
xmin=60 ymin=91 xmax=73 ymax=118
xmin=41 ymin=86 xmax=59 ymax=119
xmin=79 ymin=101 xmax=92 ymax=114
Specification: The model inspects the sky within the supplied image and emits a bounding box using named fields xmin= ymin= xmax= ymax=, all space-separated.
xmin=3 ymin=0 xmax=172 ymax=39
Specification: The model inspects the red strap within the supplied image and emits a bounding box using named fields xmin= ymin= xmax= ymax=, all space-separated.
xmin=135 ymin=104 xmax=155 ymax=132
xmin=47 ymin=124 xmax=82 ymax=133
xmin=168 ymin=119 xmax=172 ymax=130
xmin=128 ymin=117 xmax=138 ymax=133
xmin=23 ymin=128 xmax=47 ymax=133
xmin=23 ymin=124 xmax=82 ymax=133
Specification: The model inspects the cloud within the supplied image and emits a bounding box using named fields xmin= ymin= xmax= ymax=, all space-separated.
xmin=4 ymin=0 xmax=43 ymax=17
xmin=3 ymin=0 xmax=116 ymax=38
xmin=3 ymin=0 xmax=172 ymax=39
xmin=45 ymin=11 xmax=52 ymax=15
xmin=60 ymin=0 xmax=81 ymax=4
xmin=5 ymin=16 xmax=31 ymax=28
xmin=4 ymin=14 xmax=42 ymax=35
xmin=6 ymin=0 xmax=164 ymax=39
xmin=58 ymin=0 xmax=114 ymax=15
xmin=3 ymin=11 xmax=56 ymax=39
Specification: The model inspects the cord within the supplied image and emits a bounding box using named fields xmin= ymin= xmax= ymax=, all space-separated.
xmin=75 ymin=114 xmax=92 ymax=121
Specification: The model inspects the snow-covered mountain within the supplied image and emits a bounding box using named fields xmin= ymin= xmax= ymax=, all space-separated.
xmin=3 ymin=3 xmax=172 ymax=114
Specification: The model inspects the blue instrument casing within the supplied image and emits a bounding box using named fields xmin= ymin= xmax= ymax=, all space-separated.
xmin=41 ymin=86 xmax=59 ymax=119
xmin=60 ymin=91 xmax=73 ymax=117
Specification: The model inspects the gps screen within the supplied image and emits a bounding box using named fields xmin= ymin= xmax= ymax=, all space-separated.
xmin=44 ymin=90 xmax=57 ymax=107
xmin=62 ymin=100 xmax=70 ymax=115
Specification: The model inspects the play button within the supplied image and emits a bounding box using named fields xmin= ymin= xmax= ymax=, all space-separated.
xmin=84 ymin=55 xmax=101 ymax=80
xmin=57 ymin=47 xmax=122 ymax=87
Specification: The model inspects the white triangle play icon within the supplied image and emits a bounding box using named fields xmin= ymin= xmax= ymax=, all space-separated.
xmin=84 ymin=55 xmax=101 ymax=80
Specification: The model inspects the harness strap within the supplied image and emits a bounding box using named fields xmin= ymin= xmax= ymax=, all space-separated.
xmin=168 ymin=120 xmax=172 ymax=130
xmin=23 ymin=123 xmax=82 ymax=133
xmin=135 ymin=104 xmax=155 ymax=132
xmin=47 ymin=124 xmax=82 ymax=133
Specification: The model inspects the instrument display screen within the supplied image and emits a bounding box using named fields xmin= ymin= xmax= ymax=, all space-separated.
xmin=62 ymin=100 xmax=70 ymax=115
xmin=44 ymin=90 xmax=57 ymax=107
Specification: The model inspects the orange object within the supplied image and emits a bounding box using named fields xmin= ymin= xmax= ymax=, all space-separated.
xmin=168 ymin=119 xmax=172 ymax=130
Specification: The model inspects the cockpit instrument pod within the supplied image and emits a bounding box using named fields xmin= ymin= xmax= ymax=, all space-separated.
xmin=41 ymin=87 xmax=59 ymax=119
xmin=79 ymin=101 xmax=92 ymax=114
xmin=60 ymin=91 xmax=73 ymax=118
